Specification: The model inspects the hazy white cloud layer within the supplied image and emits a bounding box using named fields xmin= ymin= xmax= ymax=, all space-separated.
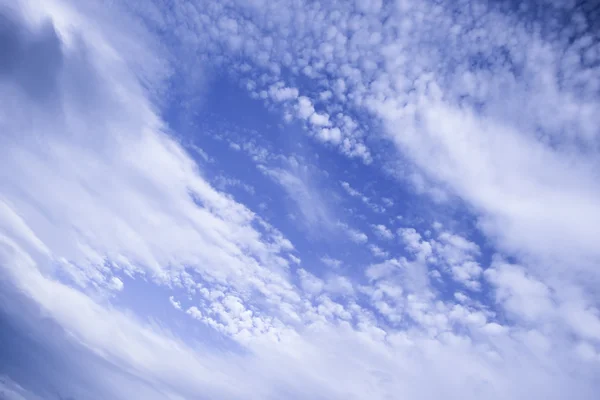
xmin=0 ymin=0 xmax=599 ymax=399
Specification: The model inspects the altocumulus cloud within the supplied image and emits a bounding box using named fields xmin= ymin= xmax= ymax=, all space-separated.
xmin=0 ymin=0 xmax=599 ymax=399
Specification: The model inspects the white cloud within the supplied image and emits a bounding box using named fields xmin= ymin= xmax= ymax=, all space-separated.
xmin=169 ymin=296 xmax=182 ymax=310
xmin=269 ymin=83 xmax=299 ymax=102
xmin=260 ymin=165 xmax=334 ymax=230
xmin=0 ymin=375 xmax=42 ymax=400
xmin=297 ymin=268 xmax=324 ymax=296
xmin=398 ymin=228 xmax=432 ymax=260
xmin=340 ymin=181 xmax=384 ymax=213
xmin=213 ymin=175 xmax=256 ymax=195
xmin=109 ymin=276 xmax=124 ymax=291
xmin=324 ymin=275 xmax=354 ymax=297
xmin=340 ymin=181 xmax=361 ymax=197
xmin=451 ymin=261 xmax=483 ymax=291
xmin=319 ymin=90 xmax=332 ymax=101
xmin=317 ymin=127 xmax=342 ymax=144
xmin=368 ymin=244 xmax=389 ymax=258
xmin=454 ymin=292 xmax=469 ymax=303
xmin=372 ymin=224 xmax=394 ymax=240
xmin=309 ymin=112 xmax=330 ymax=126
xmin=296 ymin=96 xmax=315 ymax=119
xmin=433 ymin=231 xmax=482 ymax=290
xmin=337 ymin=222 xmax=368 ymax=244
xmin=485 ymin=261 xmax=554 ymax=322
xmin=288 ymin=254 xmax=301 ymax=265
xmin=186 ymin=306 xmax=203 ymax=320
xmin=188 ymin=144 xmax=213 ymax=163
xmin=321 ymin=256 xmax=342 ymax=269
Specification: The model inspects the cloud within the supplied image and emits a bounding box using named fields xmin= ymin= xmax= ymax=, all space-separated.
xmin=0 ymin=247 xmax=267 ymax=399
xmin=486 ymin=261 xmax=554 ymax=321
xmin=297 ymin=268 xmax=324 ymax=296
xmin=340 ymin=181 xmax=361 ymax=198
xmin=316 ymin=127 xmax=342 ymax=144
xmin=309 ymin=112 xmax=330 ymax=127
xmin=213 ymin=175 xmax=256 ymax=195
xmin=320 ymin=256 xmax=342 ymax=269
xmin=296 ymin=96 xmax=315 ymax=119
xmin=169 ymin=296 xmax=182 ymax=310
xmin=347 ymin=229 xmax=368 ymax=244
xmin=336 ymin=222 xmax=368 ymax=244
xmin=269 ymin=83 xmax=299 ymax=102
xmin=1 ymin=0 xmax=600 ymax=399
xmin=260 ymin=164 xmax=334 ymax=230
xmin=0 ymin=376 xmax=42 ymax=400
xmin=340 ymin=181 xmax=385 ymax=213
xmin=372 ymin=224 xmax=394 ymax=240
xmin=176 ymin=0 xmax=600 ymax=282
xmin=368 ymin=244 xmax=389 ymax=258
xmin=381 ymin=197 xmax=394 ymax=207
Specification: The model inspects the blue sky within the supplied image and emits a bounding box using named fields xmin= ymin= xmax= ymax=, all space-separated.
xmin=0 ymin=0 xmax=599 ymax=399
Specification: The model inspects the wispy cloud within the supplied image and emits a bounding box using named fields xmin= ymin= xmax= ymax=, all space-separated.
xmin=340 ymin=181 xmax=385 ymax=213
xmin=260 ymin=163 xmax=335 ymax=231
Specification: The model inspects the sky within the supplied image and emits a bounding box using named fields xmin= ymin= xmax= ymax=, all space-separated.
xmin=0 ymin=0 xmax=599 ymax=399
